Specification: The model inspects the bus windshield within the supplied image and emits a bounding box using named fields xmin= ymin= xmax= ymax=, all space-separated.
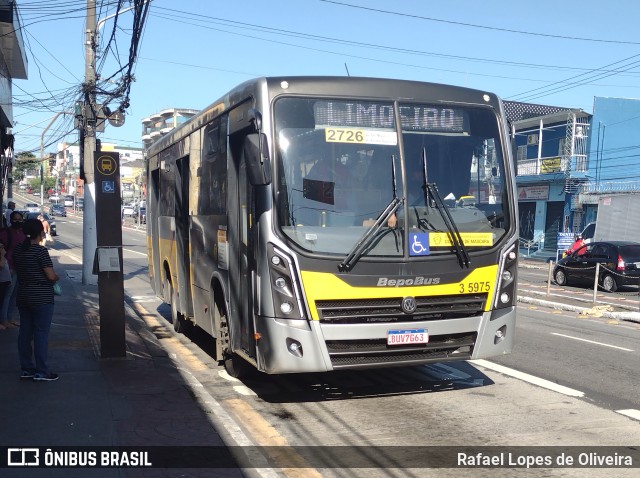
xmin=274 ymin=97 xmax=509 ymax=257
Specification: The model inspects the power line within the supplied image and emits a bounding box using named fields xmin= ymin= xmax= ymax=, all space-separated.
xmin=319 ymin=0 xmax=640 ymax=45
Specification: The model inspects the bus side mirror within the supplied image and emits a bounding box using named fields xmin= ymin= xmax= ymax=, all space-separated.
xmin=244 ymin=133 xmax=272 ymax=185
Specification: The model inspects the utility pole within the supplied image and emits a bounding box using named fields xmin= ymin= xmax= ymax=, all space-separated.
xmin=83 ymin=0 xmax=98 ymax=285
xmin=40 ymin=112 xmax=71 ymax=208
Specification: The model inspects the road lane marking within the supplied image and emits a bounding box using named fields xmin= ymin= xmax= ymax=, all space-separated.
xmin=129 ymin=302 xmax=279 ymax=477
xmin=470 ymin=359 xmax=585 ymax=397
xmin=551 ymin=333 xmax=634 ymax=352
xmin=224 ymin=398 xmax=322 ymax=478
xmin=616 ymin=409 xmax=640 ymax=421
xmin=123 ymin=248 xmax=147 ymax=256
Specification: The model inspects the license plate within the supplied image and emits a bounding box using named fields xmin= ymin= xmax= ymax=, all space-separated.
xmin=387 ymin=329 xmax=429 ymax=346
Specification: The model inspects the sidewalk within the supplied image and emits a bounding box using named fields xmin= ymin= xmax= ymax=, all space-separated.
xmin=1 ymin=250 xmax=637 ymax=476
xmin=0 ymin=249 xmax=246 ymax=477
xmin=519 ymin=258 xmax=640 ymax=324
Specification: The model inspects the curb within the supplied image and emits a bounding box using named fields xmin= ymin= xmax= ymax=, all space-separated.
xmin=518 ymin=295 xmax=640 ymax=324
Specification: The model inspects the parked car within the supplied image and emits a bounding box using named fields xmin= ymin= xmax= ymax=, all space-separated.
xmin=26 ymin=212 xmax=57 ymax=236
xmin=554 ymin=241 xmax=640 ymax=292
xmin=76 ymin=198 xmax=84 ymax=211
xmin=64 ymin=195 xmax=75 ymax=207
xmin=49 ymin=204 xmax=67 ymax=217
xmin=121 ymin=204 xmax=135 ymax=217
xmin=25 ymin=202 xmax=41 ymax=213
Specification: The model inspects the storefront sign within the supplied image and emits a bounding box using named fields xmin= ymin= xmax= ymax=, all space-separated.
xmin=518 ymin=184 xmax=549 ymax=201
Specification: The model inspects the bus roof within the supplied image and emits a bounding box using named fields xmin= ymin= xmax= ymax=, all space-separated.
xmin=146 ymin=76 xmax=504 ymax=157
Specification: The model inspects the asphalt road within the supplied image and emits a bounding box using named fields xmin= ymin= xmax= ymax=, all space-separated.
xmin=46 ymin=218 xmax=640 ymax=477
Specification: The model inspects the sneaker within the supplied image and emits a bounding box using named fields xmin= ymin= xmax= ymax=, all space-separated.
xmin=33 ymin=372 xmax=59 ymax=381
xmin=20 ymin=371 xmax=35 ymax=379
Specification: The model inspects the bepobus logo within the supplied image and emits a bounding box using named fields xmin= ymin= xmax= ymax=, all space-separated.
xmin=376 ymin=276 xmax=440 ymax=287
xmin=8 ymin=448 xmax=40 ymax=466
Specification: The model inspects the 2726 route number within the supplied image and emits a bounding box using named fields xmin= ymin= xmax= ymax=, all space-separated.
xmin=325 ymin=127 xmax=365 ymax=143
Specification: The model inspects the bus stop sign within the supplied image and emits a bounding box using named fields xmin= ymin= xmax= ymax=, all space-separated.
xmin=93 ymin=151 xmax=125 ymax=358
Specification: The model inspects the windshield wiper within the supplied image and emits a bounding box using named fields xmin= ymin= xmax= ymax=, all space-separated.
xmin=338 ymin=155 xmax=403 ymax=273
xmin=420 ymin=147 xmax=470 ymax=268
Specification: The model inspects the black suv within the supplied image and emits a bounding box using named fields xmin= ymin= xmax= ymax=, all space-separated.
xmin=554 ymin=241 xmax=640 ymax=292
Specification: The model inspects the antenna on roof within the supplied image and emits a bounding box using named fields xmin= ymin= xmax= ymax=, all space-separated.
xmin=344 ymin=63 xmax=350 ymax=77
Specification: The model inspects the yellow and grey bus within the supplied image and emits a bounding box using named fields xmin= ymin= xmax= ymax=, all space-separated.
xmin=146 ymin=76 xmax=518 ymax=376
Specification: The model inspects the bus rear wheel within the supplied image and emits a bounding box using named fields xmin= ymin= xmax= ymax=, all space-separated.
xmin=170 ymin=283 xmax=191 ymax=333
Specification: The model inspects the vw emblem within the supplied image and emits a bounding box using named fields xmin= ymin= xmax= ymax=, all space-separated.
xmin=401 ymin=296 xmax=417 ymax=314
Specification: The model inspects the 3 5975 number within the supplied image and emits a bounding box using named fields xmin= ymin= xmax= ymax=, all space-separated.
xmin=325 ymin=128 xmax=365 ymax=143
xmin=459 ymin=281 xmax=491 ymax=293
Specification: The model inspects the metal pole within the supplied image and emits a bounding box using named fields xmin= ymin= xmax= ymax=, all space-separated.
xmin=547 ymin=261 xmax=553 ymax=296
xmin=592 ymin=263 xmax=600 ymax=304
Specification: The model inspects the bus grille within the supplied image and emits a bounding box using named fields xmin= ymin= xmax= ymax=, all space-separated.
xmin=325 ymin=333 xmax=476 ymax=369
xmin=315 ymin=294 xmax=487 ymax=324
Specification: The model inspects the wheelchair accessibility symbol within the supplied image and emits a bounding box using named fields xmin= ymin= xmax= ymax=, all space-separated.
xmin=409 ymin=232 xmax=430 ymax=256
xmin=102 ymin=180 xmax=115 ymax=193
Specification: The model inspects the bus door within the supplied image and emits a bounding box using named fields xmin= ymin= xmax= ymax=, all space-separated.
xmin=148 ymin=166 xmax=161 ymax=294
xmin=175 ymin=156 xmax=192 ymax=317
xmin=227 ymin=132 xmax=257 ymax=358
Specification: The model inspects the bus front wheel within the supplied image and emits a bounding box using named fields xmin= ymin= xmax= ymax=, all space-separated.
xmin=224 ymin=352 xmax=252 ymax=379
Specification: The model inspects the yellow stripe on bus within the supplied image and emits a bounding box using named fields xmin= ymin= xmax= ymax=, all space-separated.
xmin=300 ymin=265 xmax=498 ymax=321
xmin=429 ymin=232 xmax=494 ymax=247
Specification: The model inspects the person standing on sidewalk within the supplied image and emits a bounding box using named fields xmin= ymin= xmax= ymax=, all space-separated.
xmin=13 ymin=218 xmax=60 ymax=381
xmin=4 ymin=201 xmax=16 ymax=228
xmin=37 ymin=213 xmax=52 ymax=244
xmin=0 ymin=211 xmax=26 ymax=329
xmin=0 ymin=243 xmax=12 ymax=330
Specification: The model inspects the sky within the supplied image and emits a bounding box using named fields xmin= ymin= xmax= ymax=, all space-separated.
xmin=10 ymin=0 xmax=640 ymax=156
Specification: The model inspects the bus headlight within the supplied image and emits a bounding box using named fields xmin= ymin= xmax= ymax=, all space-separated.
xmin=268 ymin=244 xmax=305 ymax=320
xmin=494 ymin=244 xmax=517 ymax=311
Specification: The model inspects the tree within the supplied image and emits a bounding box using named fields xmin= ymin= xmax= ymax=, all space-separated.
xmin=13 ymin=151 xmax=38 ymax=183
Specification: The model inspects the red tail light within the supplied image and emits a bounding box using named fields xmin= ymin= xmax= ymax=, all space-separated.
xmin=617 ymin=255 xmax=625 ymax=271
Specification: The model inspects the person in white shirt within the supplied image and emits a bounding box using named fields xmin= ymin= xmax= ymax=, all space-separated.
xmin=4 ymin=201 xmax=15 ymax=228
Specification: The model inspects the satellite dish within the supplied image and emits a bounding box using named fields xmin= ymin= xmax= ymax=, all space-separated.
xmin=108 ymin=111 xmax=125 ymax=127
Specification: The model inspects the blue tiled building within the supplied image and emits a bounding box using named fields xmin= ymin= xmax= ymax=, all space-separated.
xmin=578 ymin=96 xmax=640 ymax=227
xmin=505 ymin=101 xmax=591 ymax=252
xmin=507 ymin=96 xmax=640 ymax=255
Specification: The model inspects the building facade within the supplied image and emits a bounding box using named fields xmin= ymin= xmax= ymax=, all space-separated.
xmin=578 ymin=96 xmax=640 ymax=226
xmin=0 ymin=0 xmax=27 ymax=203
xmin=506 ymin=101 xmax=591 ymax=252
xmin=141 ymin=108 xmax=198 ymax=150
xmin=508 ymin=96 xmax=640 ymax=254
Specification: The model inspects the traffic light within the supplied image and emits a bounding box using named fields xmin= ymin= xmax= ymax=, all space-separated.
xmin=49 ymin=153 xmax=56 ymax=167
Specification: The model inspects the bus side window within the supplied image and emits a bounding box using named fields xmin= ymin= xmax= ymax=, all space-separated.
xmin=199 ymin=117 xmax=228 ymax=216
